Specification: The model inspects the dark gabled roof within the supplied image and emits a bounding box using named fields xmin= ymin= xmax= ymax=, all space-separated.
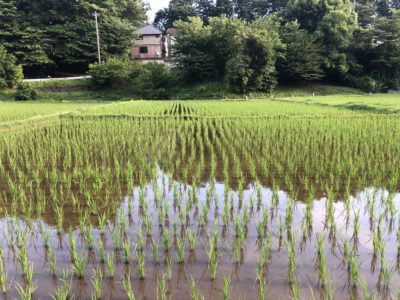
xmin=138 ymin=25 xmax=162 ymax=35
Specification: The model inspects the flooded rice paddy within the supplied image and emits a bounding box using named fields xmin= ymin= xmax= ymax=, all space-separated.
xmin=0 ymin=106 xmax=400 ymax=299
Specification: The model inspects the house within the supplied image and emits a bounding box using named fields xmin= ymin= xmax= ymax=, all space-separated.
xmin=131 ymin=25 xmax=177 ymax=62
xmin=131 ymin=25 xmax=163 ymax=60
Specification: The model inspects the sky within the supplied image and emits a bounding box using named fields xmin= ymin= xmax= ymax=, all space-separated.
xmin=147 ymin=0 xmax=169 ymax=22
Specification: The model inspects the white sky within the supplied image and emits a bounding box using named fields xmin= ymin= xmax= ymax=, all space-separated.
xmin=147 ymin=0 xmax=169 ymax=22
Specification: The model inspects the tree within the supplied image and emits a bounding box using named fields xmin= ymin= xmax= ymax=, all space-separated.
xmin=0 ymin=0 xmax=147 ymax=75
xmin=154 ymin=0 xmax=197 ymax=31
xmin=372 ymin=10 xmax=400 ymax=89
xmin=277 ymin=22 xmax=324 ymax=81
xmin=0 ymin=45 xmax=22 ymax=89
xmin=0 ymin=0 xmax=20 ymax=49
xmin=174 ymin=17 xmax=219 ymax=82
xmin=225 ymin=19 xmax=281 ymax=92
xmin=283 ymin=0 xmax=358 ymax=77
xmin=196 ymin=0 xmax=217 ymax=23
xmin=174 ymin=17 xmax=281 ymax=93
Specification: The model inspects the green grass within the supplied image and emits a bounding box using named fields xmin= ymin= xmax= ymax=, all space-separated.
xmin=0 ymin=81 xmax=364 ymax=102
xmin=279 ymin=94 xmax=400 ymax=113
xmin=0 ymin=101 xmax=105 ymax=128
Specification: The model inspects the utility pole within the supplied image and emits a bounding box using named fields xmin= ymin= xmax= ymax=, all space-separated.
xmin=232 ymin=0 xmax=236 ymax=19
xmin=94 ymin=11 xmax=101 ymax=64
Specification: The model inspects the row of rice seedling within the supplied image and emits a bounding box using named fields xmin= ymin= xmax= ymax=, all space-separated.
xmin=0 ymin=101 xmax=399 ymax=298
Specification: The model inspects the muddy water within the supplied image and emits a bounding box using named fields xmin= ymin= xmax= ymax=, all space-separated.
xmin=0 ymin=167 xmax=399 ymax=299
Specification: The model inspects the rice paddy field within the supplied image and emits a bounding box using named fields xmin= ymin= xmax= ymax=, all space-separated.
xmin=0 ymin=96 xmax=400 ymax=299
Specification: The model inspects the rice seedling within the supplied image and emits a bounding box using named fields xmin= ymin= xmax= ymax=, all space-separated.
xmin=136 ymin=250 xmax=145 ymax=280
xmin=72 ymin=252 xmax=85 ymax=279
xmin=348 ymin=248 xmax=359 ymax=288
xmin=176 ymin=238 xmax=186 ymax=264
xmin=122 ymin=238 xmax=131 ymax=264
xmin=187 ymin=228 xmax=197 ymax=251
xmin=98 ymin=238 xmax=106 ymax=263
xmin=16 ymin=282 xmax=37 ymax=300
xmin=316 ymin=234 xmax=328 ymax=287
xmin=157 ymin=275 xmax=168 ymax=300
xmin=51 ymin=286 xmax=70 ymax=300
xmin=82 ymin=224 xmax=94 ymax=250
xmin=51 ymin=270 xmax=72 ymax=300
xmin=291 ymin=280 xmax=299 ymax=300
xmin=41 ymin=227 xmax=51 ymax=249
xmin=286 ymin=233 xmax=296 ymax=285
xmin=380 ymin=260 xmax=394 ymax=292
xmin=106 ymin=253 xmax=115 ymax=278
xmin=1 ymin=100 xmax=400 ymax=298
xmin=49 ymin=249 xmax=57 ymax=277
xmin=91 ymin=268 xmax=103 ymax=300
xmin=207 ymin=246 xmax=218 ymax=280
xmin=136 ymin=229 xmax=144 ymax=252
xmin=360 ymin=278 xmax=375 ymax=300
xmin=54 ymin=205 xmax=64 ymax=234
xmin=18 ymin=246 xmax=29 ymax=276
xmin=167 ymin=258 xmax=172 ymax=280
xmin=257 ymin=273 xmax=267 ymax=300
xmin=0 ymin=253 xmax=7 ymax=294
xmin=123 ymin=274 xmax=136 ymax=300
xmin=152 ymin=242 xmax=161 ymax=264
xmin=223 ymin=275 xmax=231 ymax=300
xmin=163 ymin=230 xmax=171 ymax=251
xmin=190 ymin=277 xmax=205 ymax=300
xmin=69 ymin=230 xmax=77 ymax=263
xmin=112 ymin=227 xmax=121 ymax=250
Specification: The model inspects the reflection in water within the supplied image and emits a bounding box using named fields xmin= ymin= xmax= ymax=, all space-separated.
xmin=0 ymin=168 xmax=399 ymax=299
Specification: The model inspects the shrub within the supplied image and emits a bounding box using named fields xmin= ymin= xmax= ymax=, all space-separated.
xmin=89 ymin=58 xmax=135 ymax=89
xmin=14 ymin=83 xmax=37 ymax=101
xmin=346 ymin=75 xmax=386 ymax=93
xmin=0 ymin=45 xmax=23 ymax=90
xmin=133 ymin=63 xmax=173 ymax=99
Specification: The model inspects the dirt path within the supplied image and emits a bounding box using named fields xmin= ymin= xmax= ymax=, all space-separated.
xmin=0 ymin=111 xmax=71 ymax=134
xmin=0 ymin=102 xmax=116 ymax=134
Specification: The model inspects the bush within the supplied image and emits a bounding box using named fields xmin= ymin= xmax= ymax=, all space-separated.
xmin=133 ymin=63 xmax=173 ymax=99
xmin=89 ymin=59 xmax=173 ymax=99
xmin=89 ymin=58 xmax=134 ymax=89
xmin=346 ymin=75 xmax=386 ymax=93
xmin=14 ymin=83 xmax=37 ymax=100
xmin=0 ymin=45 xmax=23 ymax=90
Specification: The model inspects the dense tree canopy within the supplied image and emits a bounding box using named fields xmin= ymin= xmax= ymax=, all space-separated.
xmin=0 ymin=45 xmax=22 ymax=89
xmin=0 ymin=0 xmax=147 ymax=76
xmin=0 ymin=0 xmax=398 ymax=91
xmin=174 ymin=17 xmax=281 ymax=93
xmin=159 ymin=0 xmax=399 ymax=91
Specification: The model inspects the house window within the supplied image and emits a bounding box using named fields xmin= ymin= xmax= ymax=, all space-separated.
xmin=140 ymin=47 xmax=148 ymax=54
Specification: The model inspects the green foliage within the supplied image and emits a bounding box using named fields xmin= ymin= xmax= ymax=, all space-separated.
xmin=153 ymin=0 xmax=279 ymax=29
xmin=0 ymin=45 xmax=22 ymax=89
xmin=283 ymin=0 xmax=358 ymax=76
xmin=277 ymin=22 xmax=324 ymax=82
xmin=346 ymin=75 xmax=386 ymax=92
xmin=90 ymin=60 xmax=173 ymax=99
xmin=14 ymin=83 xmax=37 ymax=101
xmin=175 ymin=17 xmax=281 ymax=93
xmin=133 ymin=63 xmax=173 ymax=100
xmin=89 ymin=58 xmax=134 ymax=89
xmin=372 ymin=11 xmax=400 ymax=89
xmin=0 ymin=0 xmax=147 ymax=75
